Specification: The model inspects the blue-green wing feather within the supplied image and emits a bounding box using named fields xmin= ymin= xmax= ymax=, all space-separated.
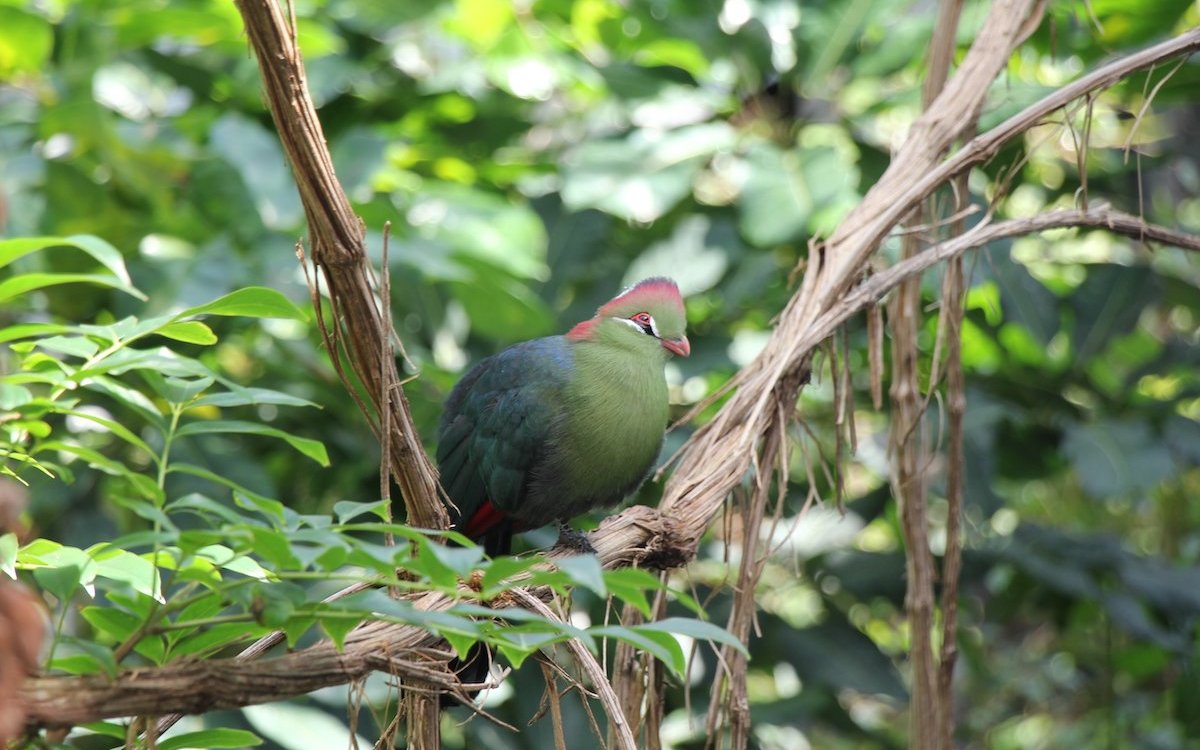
xmin=437 ymin=337 xmax=571 ymax=539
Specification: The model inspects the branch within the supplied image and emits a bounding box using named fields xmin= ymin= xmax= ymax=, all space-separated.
xmin=658 ymin=0 xmax=1039 ymax=548
xmin=22 ymin=606 xmax=458 ymax=727
xmin=232 ymin=0 xmax=447 ymax=532
xmin=657 ymin=24 xmax=1200 ymax=553
xmin=893 ymin=1 xmax=972 ymax=744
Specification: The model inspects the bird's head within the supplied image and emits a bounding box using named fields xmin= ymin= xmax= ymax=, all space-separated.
xmin=567 ymin=277 xmax=690 ymax=358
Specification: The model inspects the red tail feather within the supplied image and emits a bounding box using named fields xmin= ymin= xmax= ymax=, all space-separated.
xmin=463 ymin=500 xmax=507 ymax=539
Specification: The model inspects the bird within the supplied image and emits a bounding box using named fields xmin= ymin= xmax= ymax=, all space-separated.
xmin=436 ymin=277 xmax=690 ymax=556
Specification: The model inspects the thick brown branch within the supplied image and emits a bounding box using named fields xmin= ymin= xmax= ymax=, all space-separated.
xmin=22 ymin=613 xmax=458 ymax=727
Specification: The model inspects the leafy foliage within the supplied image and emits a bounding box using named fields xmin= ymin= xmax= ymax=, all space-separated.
xmin=2 ymin=0 xmax=1200 ymax=748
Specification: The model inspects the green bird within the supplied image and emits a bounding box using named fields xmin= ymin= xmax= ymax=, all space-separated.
xmin=437 ymin=277 xmax=690 ymax=555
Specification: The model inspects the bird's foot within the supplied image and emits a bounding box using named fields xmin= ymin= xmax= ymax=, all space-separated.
xmin=556 ymin=522 xmax=596 ymax=555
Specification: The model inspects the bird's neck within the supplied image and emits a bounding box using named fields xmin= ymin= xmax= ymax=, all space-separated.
xmin=561 ymin=325 xmax=669 ymax=487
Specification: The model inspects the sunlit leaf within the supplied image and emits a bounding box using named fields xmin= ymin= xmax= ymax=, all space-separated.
xmin=0 ymin=272 xmax=145 ymax=304
xmin=178 ymin=287 xmax=307 ymax=321
xmin=174 ymin=420 xmax=328 ymax=466
xmin=157 ymin=321 xmax=218 ymax=345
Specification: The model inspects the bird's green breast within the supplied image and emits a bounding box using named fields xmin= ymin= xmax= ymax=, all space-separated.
xmin=558 ymin=326 xmax=669 ymax=514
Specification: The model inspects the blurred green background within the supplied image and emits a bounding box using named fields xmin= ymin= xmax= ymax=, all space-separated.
xmin=3 ymin=0 xmax=1200 ymax=747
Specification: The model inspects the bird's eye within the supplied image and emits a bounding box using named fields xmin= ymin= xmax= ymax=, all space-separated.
xmin=630 ymin=312 xmax=656 ymax=335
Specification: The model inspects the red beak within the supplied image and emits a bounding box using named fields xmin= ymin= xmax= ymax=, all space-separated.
xmin=662 ymin=336 xmax=690 ymax=357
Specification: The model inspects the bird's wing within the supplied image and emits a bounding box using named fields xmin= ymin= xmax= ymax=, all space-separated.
xmin=437 ymin=339 xmax=569 ymax=541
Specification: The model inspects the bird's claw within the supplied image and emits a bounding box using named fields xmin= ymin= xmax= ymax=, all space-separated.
xmin=556 ymin=523 xmax=596 ymax=555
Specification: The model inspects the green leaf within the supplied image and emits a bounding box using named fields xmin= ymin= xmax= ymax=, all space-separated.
xmin=490 ymin=630 xmax=569 ymax=669
xmin=195 ymin=545 xmax=273 ymax=580
xmin=85 ymin=376 xmax=167 ymax=426
xmin=411 ymin=183 xmax=549 ymax=280
xmin=336 ymin=589 xmax=483 ymax=638
xmin=480 ymin=555 xmax=539 ymax=598
xmin=210 ymin=113 xmax=303 ymax=230
xmin=80 ymin=722 xmax=128 ymax=740
xmin=251 ymin=581 xmax=307 ymax=627
xmin=281 ymin=617 xmax=315 ymax=648
xmin=0 ymin=533 xmax=16 ymax=577
xmin=232 ymin=490 xmax=292 ymax=527
xmin=737 ymin=143 xmax=858 ymax=247
xmin=333 ymin=499 xmax=390 ymax=524
xmin=1070 ymin=264 xmax=1155 ymax=365
xmin=158 ymin=729 xmax=263 ymax=750
xmin=168 ymin=464 xmax=294 ymax=527
xmin=419 ymin=539 xmax=484 ymax=584
xmin=146 ymin=373 xmax=216 ymax=405
xmin=0 ymin=7 xmax=52 ymax=76
xmin=49 ymin=636 xmax=118 ymax=677
xmin=110 ymin=498 xmax=173 ymax=533
xmin=988 ymin=249 xmax=1059 ymax=346
xmin=171 ymin=623 xmax=259 ymax=659
xmin=193 ymin=386 xmax=318 ymax=409
xmin=602 ymin=573 xmax=652 ymax=618
xmin=157 ymin=321 xmax=218 ymax=345
xmin=174 ymin=420 xmax=329 ymax=466
xmin=633 ymin=38 xmax=709 ymax=77
xmin=638 ymin=617 xmax=749 ymax=657
xmin=562 ymin=123 xmax=734 ymax=223
xmin=33 ymin=562 xmax=84 ymax=601
xmin=0 ymin=382 xmax=33 ymax=410
xmin=247 ymin=528 xmax=300 ymax=569
xmin=0 ymin=272 xmax=145 ymax=304
xmin=61 ymin=408 xmax=156 ymax=457
xmin=624 ymin=215 xmax=732 ymax=296
xmin=0 ymin=322 xmax=72 ymax=345
xmin=555 ymin=554 xmax=606 ymax=598
xmin=590 ymin=624 xmax=686 ymax=676
xmin=80 ymin=606 xmax=142 ymax=642
xmin=34 ymin=335 xmax=100 ymax=358
xmin=35 ymin=440 xmax=134 ymax=481
xmin=170 ymin=593 xmax=225 ymax=639
xmin=1062 ymin=419 xmax=1175 ymax=498
xmin=449 ymin=272 xmax=555 ymax=343
xmin=89 ymin=546 xmax=162 ymax=601
xmin=166 ymin=493 xmax=252 ymax=527
xmin=179 ymin=287 xmax=306 ymax=321
xmin=0 ymin=234 xmax=133 ymax=282
xmin=320 ymin=615 xmax=358 ymax=650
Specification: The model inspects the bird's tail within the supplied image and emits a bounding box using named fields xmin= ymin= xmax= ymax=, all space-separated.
xmin=441 ymin=642 xmax=493 ymax=709
xmin=441 ymin=519 xmax=510 ymax=708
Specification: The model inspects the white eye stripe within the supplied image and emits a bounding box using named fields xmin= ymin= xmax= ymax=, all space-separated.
xmin=613 ymin=316 xmax=659 ymax=337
